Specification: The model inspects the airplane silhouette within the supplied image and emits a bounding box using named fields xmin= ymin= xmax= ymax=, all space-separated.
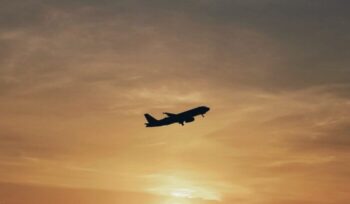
xmin=144 ymin=106 xmax=210 ymax=127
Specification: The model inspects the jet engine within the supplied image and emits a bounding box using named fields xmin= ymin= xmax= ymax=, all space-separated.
xmin=184 ymin=117 xmax=195 ymax=123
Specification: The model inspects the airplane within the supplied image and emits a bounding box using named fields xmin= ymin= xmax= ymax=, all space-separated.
xmin=144 ymin=106 xmax=210 ymax=127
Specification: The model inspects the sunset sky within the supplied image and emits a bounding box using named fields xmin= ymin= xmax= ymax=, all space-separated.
xmin=1 ymin=1 xmax=350 ymax=204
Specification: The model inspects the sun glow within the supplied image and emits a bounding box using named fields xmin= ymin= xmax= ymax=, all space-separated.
xmin=146 ymin=173 xmax=221 ymax=201
xmin=170 ymin=189 xmax=194 ymax=198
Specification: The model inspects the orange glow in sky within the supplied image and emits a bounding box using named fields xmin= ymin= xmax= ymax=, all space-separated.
xmin=0 ymin=1 xmax=350 ymax=204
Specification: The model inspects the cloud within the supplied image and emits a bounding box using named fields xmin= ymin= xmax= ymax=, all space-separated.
xmin=1 ymin=0 xmax=349 ymax=95
xmin=0 ymin=1 xmax=350 ymax=204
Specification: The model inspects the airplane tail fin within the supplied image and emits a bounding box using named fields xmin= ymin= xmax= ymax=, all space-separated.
xmin=144 ymin=113 xmax=158 ymax=124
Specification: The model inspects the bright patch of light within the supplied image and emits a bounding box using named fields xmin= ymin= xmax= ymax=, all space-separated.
xmin=170 ymin=189 xmax=193 ymax=198
xmin=145 ymin=173 xmax=222 ymax=201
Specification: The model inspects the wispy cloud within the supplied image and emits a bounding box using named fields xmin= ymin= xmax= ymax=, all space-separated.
xmin=0 ymin=0 xmax=349 ymax=203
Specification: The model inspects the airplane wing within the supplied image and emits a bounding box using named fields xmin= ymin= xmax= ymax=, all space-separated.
xmin=163 ymin=112 xmax=177 ymax=117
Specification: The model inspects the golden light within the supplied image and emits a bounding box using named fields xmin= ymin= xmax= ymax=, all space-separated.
xmin=170 ymin=188 xmax=194 ymax=198
xmin=146 ymin=173 xmax=221 ymax=202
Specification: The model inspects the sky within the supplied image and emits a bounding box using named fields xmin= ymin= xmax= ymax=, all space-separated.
xmin=0 ymin=0 xmax=350 ymax=203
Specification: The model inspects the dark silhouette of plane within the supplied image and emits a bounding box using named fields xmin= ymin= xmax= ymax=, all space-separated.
xmin=144 ymin=106 xmax=210 ymax=127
